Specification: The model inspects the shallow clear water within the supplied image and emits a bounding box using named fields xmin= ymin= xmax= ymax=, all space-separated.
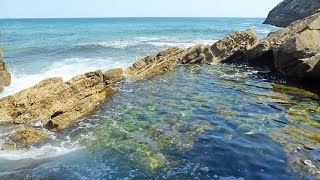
xmin=1 ymin=64 xmax=320 ymax=179
xmin=1 ymin=18 xmax=320 ymax=179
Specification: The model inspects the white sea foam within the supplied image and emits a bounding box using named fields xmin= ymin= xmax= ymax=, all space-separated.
xmin=148 ymin=39 xmax=217 ymax=49
xmin=257 ymin=29 xmax=271 ymax=34
xmin=0 ymin=144 xmax=83 ymax=161
xmin=1 ymin=57 xmax=132 ymax=98
xmin=77 ymin=37 xmax=217 ymax=49
xmin=77 ymin=41 xmax=140 ymax=49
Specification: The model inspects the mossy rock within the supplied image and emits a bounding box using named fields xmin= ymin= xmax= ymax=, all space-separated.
xmin=3 ymin=128 xmax=49 ymax=150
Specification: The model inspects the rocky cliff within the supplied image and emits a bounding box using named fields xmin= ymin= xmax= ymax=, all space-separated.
xmin=264 ymin=0 xmax=320 ymax=27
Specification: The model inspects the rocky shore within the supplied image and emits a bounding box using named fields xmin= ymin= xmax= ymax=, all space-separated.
xmin=1 ymin=10 xmax=320 ymax=149
xmin=0 ymin=1 xmax=320 ymax=178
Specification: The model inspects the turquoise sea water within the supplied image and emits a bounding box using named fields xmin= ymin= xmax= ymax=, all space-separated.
xmin=0 ymin=18 xmax=278 ymax=97
xmin=1 ymin=18 xmax=320 ymax=179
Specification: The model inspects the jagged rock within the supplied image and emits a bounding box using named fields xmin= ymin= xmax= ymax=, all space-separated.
xmin=125 ymin=30 xmax=259 ymax=80
xmin=125 ymin=45 xmax=216 ymax=80
xmin=264 ymin=0 xmax=320 ymax=27
xmin=0 ymin=50 xmax=11 ymax=92
xmin=2 ymin=128 xmax=48 ymax=150
xmin=0 ymin=70 xmax=119 ymax=131
xmin=181 ymin=44 xmax=213 ymax=64
xmin=125 ymin=47 xmax=185 ymax=80
xmin=210 ymin=29 xmax=258 ymax=63
xmin=104 ymin=68 xmax=123 ymax=85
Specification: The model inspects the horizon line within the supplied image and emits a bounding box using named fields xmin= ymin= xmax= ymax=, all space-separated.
xmin=0 ymin=16 xmax=267 ymax=20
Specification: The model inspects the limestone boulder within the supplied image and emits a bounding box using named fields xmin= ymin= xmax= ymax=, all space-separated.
xmin=274 ymin=29 xmax=320 ymax=78
xmin=210 ymin=29 xmax=258 ymax=63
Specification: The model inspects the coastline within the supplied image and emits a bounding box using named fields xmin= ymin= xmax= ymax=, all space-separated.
xmin=0 ymin=3 xmax=320 ymax=179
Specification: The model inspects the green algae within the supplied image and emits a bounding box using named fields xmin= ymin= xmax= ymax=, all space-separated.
xmin=272 ymin=84 xmax=319 ymax=100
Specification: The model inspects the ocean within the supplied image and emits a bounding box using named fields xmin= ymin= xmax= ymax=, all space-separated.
xmin=0 ymin=18 xmax=278 ymax=97
xmin=1 ymin=18 xmax=319 ymax=179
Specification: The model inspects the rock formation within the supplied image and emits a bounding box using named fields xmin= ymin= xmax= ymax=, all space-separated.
xmin=180 ymin=44 xmax=213 ymax=64
xmin=125 ymin=29 xmax=258 ymax=80
xmin=264 ymin=0 xmax=320 ymax=27
xmin=0 ymin=69 xmax=123 ymax=149
xmin=125 ymin=46 xmax=211 ymax=80
xmin=210 ymin=29 xmax=258 ymax=63
xmin=243 ymin=12 xmax=320 ymax=78
xmin=0 ymin=50 xmax=11 ymax=92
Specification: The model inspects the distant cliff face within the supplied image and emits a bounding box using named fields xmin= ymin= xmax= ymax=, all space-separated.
xmin=264 ymin=0 xmax=320 ymax=27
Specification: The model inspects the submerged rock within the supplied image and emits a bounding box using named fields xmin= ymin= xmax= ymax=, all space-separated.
xmin=263 ymin=0 xmax=320 ymax=27
xmin=0 ymin=50 xmax=11 ymax=92
xmin=270 ymin=128 xmax=320 ymax=178
xmin=2 ymin=128 xmax=48 ymax=150
xmin=272 ymin=84 xmax=319 ymax=100
xmin=210 ymin=29 xmax=258 ymax=63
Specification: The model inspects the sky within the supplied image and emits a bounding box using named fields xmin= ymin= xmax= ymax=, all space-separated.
xmin=1 ymin=0 xmax=283 ymax=19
